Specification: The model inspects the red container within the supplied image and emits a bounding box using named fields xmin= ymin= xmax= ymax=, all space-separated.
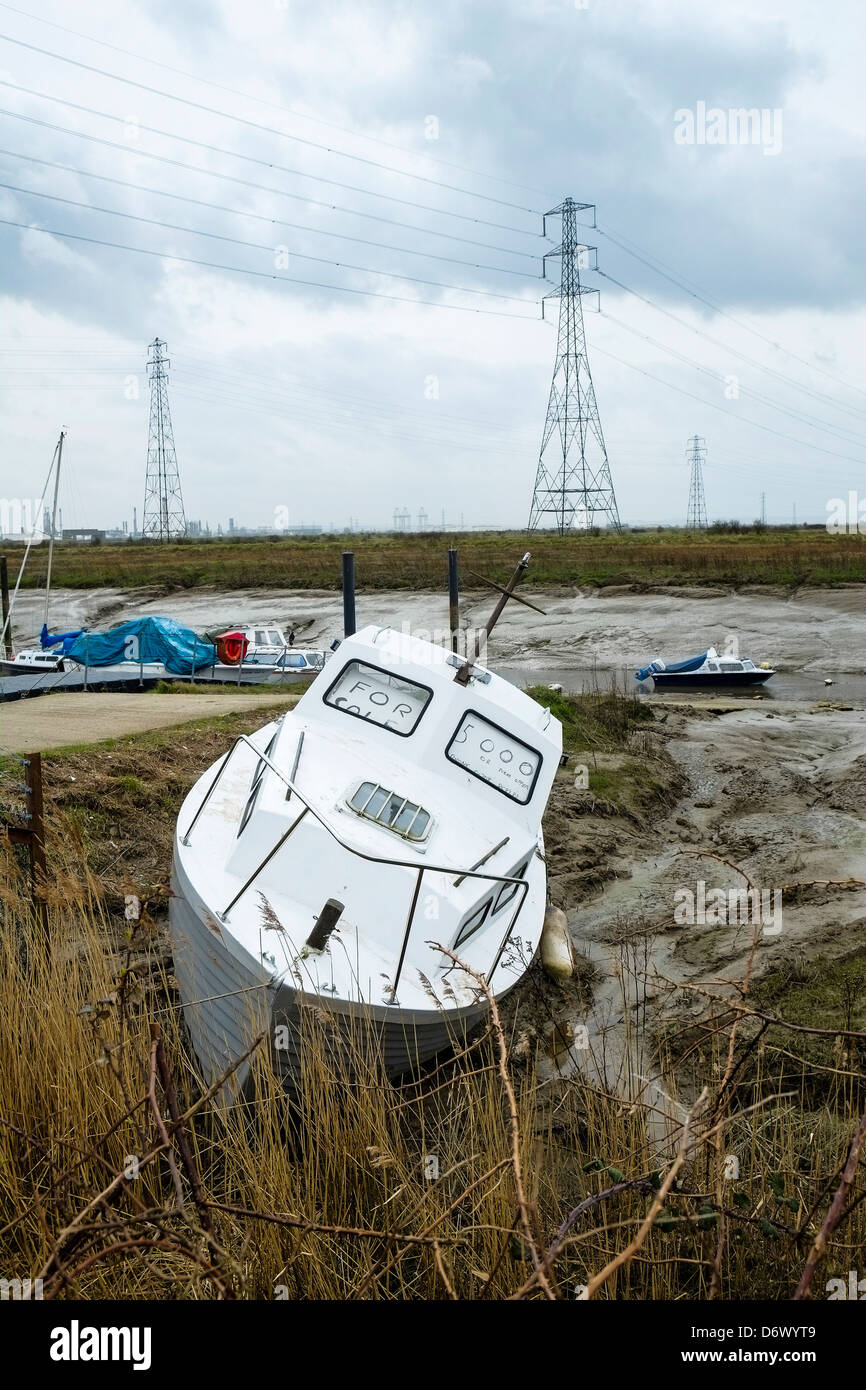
xmin=214 ymin=630 xmax=249 ymax=665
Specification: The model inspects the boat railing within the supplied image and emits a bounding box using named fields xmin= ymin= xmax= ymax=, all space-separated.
xmin=181 ymin=732 xmax=531 ymax=993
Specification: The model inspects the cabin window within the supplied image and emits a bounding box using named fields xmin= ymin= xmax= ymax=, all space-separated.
xmin=707 ymin=662 xmax=718 ymax=672
xmin=454 ymin=899 xmax=491 ymax=950
xmin=445 ymin=711 xmax=541 ymax=804
xmin=282 ymin=654 xmax=307 ymax=668
xmin=492 ymin=861 xmax=528 ymax=914
xmin=720 ymin=662 xmax=743 ymax=672
xmin=348 ymin=782 xmax=431 ymax=841
xmin=324 ymin=660 xmax=432 ymax=736
xmin=237 ymin=730 xmax=279 ymax=836
xmin=255 ymin=629 xmax=267 ymax=646
xmin=268 ymin=629 xmax=283 ymax=645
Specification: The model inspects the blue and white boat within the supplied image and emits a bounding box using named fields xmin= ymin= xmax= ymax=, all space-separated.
xmin=635 ymin=646 xmax=774 ymax=688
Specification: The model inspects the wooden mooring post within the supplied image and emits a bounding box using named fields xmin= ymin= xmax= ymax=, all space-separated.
xmin=342 ymin=551 xmax=356 ymax=637
xmin=448 ymin=547 xmax=459 ymax=654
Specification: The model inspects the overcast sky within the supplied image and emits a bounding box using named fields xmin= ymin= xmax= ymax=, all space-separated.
xmin=0 ymin=0 xmax=863 ymax=532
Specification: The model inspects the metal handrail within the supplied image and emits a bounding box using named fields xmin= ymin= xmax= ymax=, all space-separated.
xmin=181 ymin=732 xmax=531 ymax=992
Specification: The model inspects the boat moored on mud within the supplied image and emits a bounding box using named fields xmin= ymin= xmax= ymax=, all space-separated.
xmin=635 ymin=647 xmax=774 ymax=688
xmin=170 ymin=598 xmax=562 ymax=1096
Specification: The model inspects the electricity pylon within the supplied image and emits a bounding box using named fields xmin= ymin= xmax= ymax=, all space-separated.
xmin=686 ymin=434 xmax=708 ymax=529
xmin=142 ymin=338 xmax=186 ymax=540
xmin=528 ymin=197 xmax=621 ymax=534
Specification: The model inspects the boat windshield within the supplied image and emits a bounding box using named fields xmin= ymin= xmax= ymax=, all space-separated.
xmin=324 ymin=660 xmax=432 ymax=736
xmin=445 ymin=711 xmax=541 ymax=804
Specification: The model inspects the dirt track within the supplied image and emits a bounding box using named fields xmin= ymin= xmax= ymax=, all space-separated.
xmin=0 ymin=690 xmax=297 ymax=753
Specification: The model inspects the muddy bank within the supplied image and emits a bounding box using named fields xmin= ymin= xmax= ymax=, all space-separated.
xmin=9 ymin=582 xmax=865 ymax=680
xmin=531 ymin=701 xmax=866 ymax=1140
xmin=25 ymin=676 xmax=865 ymax=1156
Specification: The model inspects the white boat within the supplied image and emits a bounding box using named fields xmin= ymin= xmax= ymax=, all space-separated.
xmin=170 ymin=615 xmax=562 ymax=1095
xmin=0 ymin=647 xmax=66 ymax=676
xmin=635 ymin=646 xmax=775 ymax=688
xmin=211 ymin=623 xmax=326 ymax=673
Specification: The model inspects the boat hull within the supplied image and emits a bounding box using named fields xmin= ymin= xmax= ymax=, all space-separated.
xmin=169 ymin=856 xmax=491 ymax=1098
xmin=650 ymin=670 xmax=773 ymax=688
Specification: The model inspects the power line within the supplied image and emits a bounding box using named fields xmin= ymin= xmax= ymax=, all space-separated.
xmin=171 ymin=371 xmax=536 ymax=453
xmin=0 ymin=180 xmax=536 ymax=304
xmin=597 ymin=267 xmax=865 ymax=423
xmin=0 ymin=146 xmax=534 ymax=278
xmin=590 ymin=338 xmax=861 ymax=464
xmin=172 ymin=358 xmax=531 ymax=439
xmin=0 ymin=0 xmax=555 ymax=199
xmin=0 ymin=36 xmax=542 ymax=219
xmin=0 ymin=217 xmax=541 ymax=319
xmin=601 ymin=310 xmax=864 ymax=446
xmin=597 ymin=222 xmax=866 ymax=402
xmin=0 ymin=100 xmax=541 ymax=260
xmin=170 ymin=382 xmax=531 ymax=461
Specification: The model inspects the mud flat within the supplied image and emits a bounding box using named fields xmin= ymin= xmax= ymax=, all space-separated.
xmin=534 ymin=699 xmax=866 ymax=1148
xmin=10 ymin=582 xmax=865 ymax=680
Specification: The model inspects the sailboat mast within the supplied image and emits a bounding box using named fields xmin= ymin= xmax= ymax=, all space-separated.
xmin=43 ymin=428 xmax=65 ymax=631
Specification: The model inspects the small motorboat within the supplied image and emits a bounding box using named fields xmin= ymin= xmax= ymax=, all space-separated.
xmin=0 ymin=647 xmax=66 ymax=676
xmin=211 ymin=624 xmax=326 ymax=674
xmin=170 ymin=557 xmax=563 ymax=1094
xmin=635 ymin=646 xmax=774 ymax=688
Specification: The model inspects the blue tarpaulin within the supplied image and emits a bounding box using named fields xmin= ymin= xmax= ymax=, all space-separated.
xmin=65 ymin=617 xmax=216 ymax=674
xmin=635 ymin=652 xmax=708 ymax=682
xmin=40 ymin=623 xmax=84 ymax=653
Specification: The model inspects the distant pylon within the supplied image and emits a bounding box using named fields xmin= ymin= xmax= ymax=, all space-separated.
xmin=528 ymin=197 xmax=621 ymax=534
xmin=142 ymin=338 xmax=186 ymax=540
xmin=685 ymin=434 xmax=708 ymax=529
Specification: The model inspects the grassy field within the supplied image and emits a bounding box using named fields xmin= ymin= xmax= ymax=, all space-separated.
xmin=5 ymin=526 xmax=865 ymax=593
xmin=2 ymin=691 xmax=863 ymax=1300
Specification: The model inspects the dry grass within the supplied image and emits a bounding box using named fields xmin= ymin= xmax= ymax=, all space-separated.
xmin=1 ymin=690 xmax=863 ymax=1300
xmin=1 ymin=830 xmax=864 ymax=1300
xmin=5 ymin=527 xmax=864 ymax=593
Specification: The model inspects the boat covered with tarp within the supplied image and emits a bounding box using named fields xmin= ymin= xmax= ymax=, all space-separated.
xmin=64 ymin=617 xmax=216 ymax=674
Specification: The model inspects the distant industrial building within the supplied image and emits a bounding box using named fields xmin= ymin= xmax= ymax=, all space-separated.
xmin=62 ymin=527 xmax=106 ymax=543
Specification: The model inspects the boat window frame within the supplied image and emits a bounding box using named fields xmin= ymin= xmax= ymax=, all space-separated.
xmin=719 ymin=661 xmax=744 ymax=672
xmin=322 ymin=658 xmax=434 ymax=739
xmin=445 ymin=708 xmax=543 ymax=805
xmin=453 ymin=898 xmax=492 ymax=950
xmin=237 ymin=728 xmax=280 ymax=837
xmin=492 ymin=860 xmax=528 ymax=914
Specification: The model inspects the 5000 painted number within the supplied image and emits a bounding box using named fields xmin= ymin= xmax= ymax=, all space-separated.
xmin=446 ymin=714 xmax=540 ymax=803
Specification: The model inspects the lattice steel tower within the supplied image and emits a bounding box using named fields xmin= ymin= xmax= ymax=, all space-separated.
xmin=685 ymin=434 xmax=708 ymax=529
xmin=142 ymin=338 xmax=186 ymax=540
xmin=528 ymin=197 xmax=621 ymax=534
